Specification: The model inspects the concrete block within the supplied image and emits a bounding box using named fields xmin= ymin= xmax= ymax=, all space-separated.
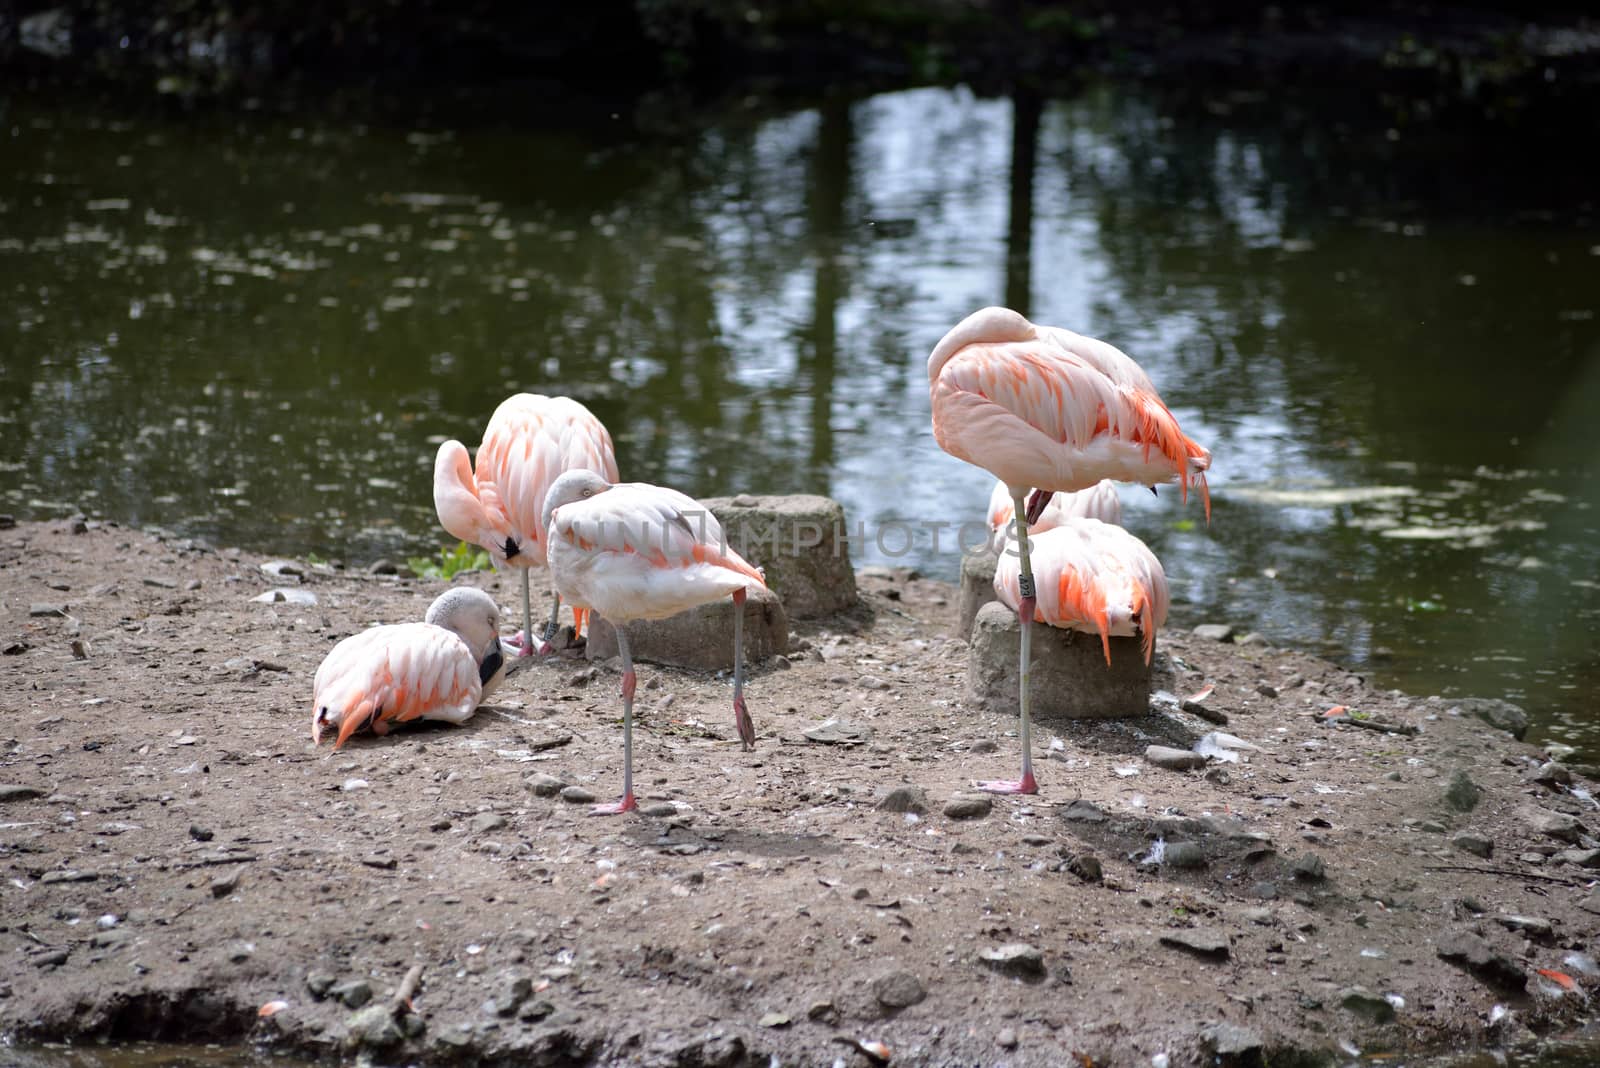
xmin=586 ymin=584 xmax=788 ymax=671
xmin=699 ymin=495 xmax=858 ymax=619
xmin=966 ymin=600 xmax=1151 ymax=719
xmin=956 ymin=547 xmax=1000 ymax=638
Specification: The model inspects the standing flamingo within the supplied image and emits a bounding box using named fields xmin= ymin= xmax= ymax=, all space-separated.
xmin=987 ymin=477 xmax=1122 ymax=535
xmin=312 ymin=587 xmax=506 ymax=749
xmin=541 ymin=470 xmax=766 ymax=815
xmin=433 ymin=393 xmax=619 ymax=657
xmin=993 ymin=518 xmax=1169 ymax=667
xmin=929 ymin=306 xmax=1210 ymax=793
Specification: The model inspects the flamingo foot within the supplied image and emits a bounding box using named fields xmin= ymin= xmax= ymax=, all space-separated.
xmin=590 ymin=793 xmax=638 ymax=816
xmin=505 ymin=631 xmax=554 ymax=658
xmin=734 ymin=694 xmax=755 ymax=751
xmin=977 ymin=770 xmax=1039 ymax=795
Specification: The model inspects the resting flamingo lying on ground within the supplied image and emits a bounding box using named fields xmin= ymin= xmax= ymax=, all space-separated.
xmin=433 ymin=393 xmax=619 ymax=656
xmin=987 ymin=477 xmax=1122 ymax=536
xmin=541 ymin=470 xmax=766 ymax=815
xmin=993 ymin=517 xmax=1169 ymax=667
xmin=929 ymin=306 xmax=1210 ymax=794
xmin=311 ymin=587 xmax=506 ymax=749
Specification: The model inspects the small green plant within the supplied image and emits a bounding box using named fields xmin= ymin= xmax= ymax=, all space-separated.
xmin=305 ymin=551 xmax=328 ymax=567
xmin=408 ymin=541 xmax=490 ymax=580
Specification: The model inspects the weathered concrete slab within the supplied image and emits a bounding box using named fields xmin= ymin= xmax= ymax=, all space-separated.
xmin=586 ymin=585 xmax=788 ymax=671
xmin=699 ymin=495 xmax=858 ymax=619
xmin=966 ymin=600 xmax=1151 ymax=719
xmin=956 ymin=547 xmax=1000 ymax=638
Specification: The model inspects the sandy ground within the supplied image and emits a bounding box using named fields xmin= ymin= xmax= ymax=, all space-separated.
xmin=3 ymin=516 xmax=1600 ymax=1067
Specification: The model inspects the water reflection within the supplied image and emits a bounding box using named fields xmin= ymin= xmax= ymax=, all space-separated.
xmin=2 ymin=80 xmax=1597 ymax=754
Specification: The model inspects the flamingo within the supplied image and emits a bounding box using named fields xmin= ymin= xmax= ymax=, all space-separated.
xmin=987 ymin=477 xmax=1122 ymax=535
xmin=993 ymin=517 xmax=1169 ymax=667
xmin=433 ymin=393 xmax=619 ymax=657
xmin=311 ymin=587 xmax=506 ymax=749
xmin=540 ymin=469 xmax=767 ymax=815
xmin=929 ymin=306 xmax=1210 ymax=793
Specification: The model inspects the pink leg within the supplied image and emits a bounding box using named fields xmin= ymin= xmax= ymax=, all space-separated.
xmin=731 ymin=588 xmax=755 ymax=750
xmin=981 ymin=491 xmax=1040 ymax=795
xmin=592 ymin=624 xmax=638 ymax=815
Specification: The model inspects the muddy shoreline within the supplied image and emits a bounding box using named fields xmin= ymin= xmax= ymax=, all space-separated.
xmin=3 ymin=516 xmax=1599 ymax=1066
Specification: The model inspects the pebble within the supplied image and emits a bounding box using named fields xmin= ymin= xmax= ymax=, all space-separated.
xmin=997 ymin=1028 xmax=1018 ymax=1049
xmin=367 ymin=559 xmax=399 ymax=575
xmin=251 ymin=588 xmax=317 ymax=606
xmin=1451 ymin=833 xmax=1494 ymax=859
xmin=260 ymin=560 xmax=305 ymax=579
xmin=1436 ymin=929 xmax=1527 ymax=989
xmin=209 ymin=869 xmax=241 ymax=898
xmin=1558 ymin=848 xmax=1600 ymax=868
xmin=639 ymin=802 xmax=679 ymax=818
xmin=1191 ymin=623 xmax=1235 ymax=642
xmin=1159 ymin=929 xmax=1230 ymax=959
xmin=876 ymin=786 xmax=928 ymax=814
xmin=943 ymin=794 xmax=993 ymax=820
xmin=1162 ymin=841 xmax=1207 ymax=869
xmin=1145 ymin=745 xmax=1205 ymax=772
xmin=871 ymin=969 xmax=927 ymax=1009
xmin=978 ymin=943 xmax=1046 ymax=978
xmin=1339 ymin=987 xmax=1396 ymax=1024
xmin=0 ymin=784 xmax=46 ymax=802
xmin=1292 ymin=854 xmax=1327 ymax=881
xmin=306 ymin=972 xmax=336 ymax=999
xmin=331 ymin=979 xmax=373 ymax=1009
xmin=1521 ymin=806 xmax=1585 ymax=843
xmin=1494 ymin=914 xmax=1554 ymax=939
xmin=470 ymin=812 xmax=507 ymax=834
xmin=28 ymin=604 xmax=67 ymax=618
xmin=345 ymin=1004 xmax=404 ymax=1049
xmin=1443 ymin=771 xmax=1482 ymax=812
xmin=560 ymin=786 xmax=597 ymax=805
xmin=526 ymin=773 xmax=567 ymax=798
xmin=803 ymin=718 xmax=872 ymax=745
xmin=858 ymin=675 xmax=890 ymax=691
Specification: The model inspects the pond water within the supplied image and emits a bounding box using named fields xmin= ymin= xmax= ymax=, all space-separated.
xmin=3 ymin=80 xmax=1598 ymax=759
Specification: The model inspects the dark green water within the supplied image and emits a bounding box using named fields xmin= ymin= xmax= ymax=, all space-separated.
xmin=3 ymin=81 xmax=1599 ymax=764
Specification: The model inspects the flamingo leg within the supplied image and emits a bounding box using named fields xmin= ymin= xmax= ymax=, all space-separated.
xmin=980 ymin=492 xmax=1040 ymax=795
xmin=542 ymin=589 xmax=563 ymax=648
xmin=732 ymin=588 xmax=754 ymax=750
xmin=592 ymin=623 xmax=638 ymax=815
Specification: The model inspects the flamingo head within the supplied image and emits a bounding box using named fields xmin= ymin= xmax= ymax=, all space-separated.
xmin=540 ymin=469 xmax=613 ymax=535
xmin=425 ymin=587 xmax=507 ymax=697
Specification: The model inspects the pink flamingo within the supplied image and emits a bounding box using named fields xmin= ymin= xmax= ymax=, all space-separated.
xmin=540 ymin=470 xmax=766 ymax=815
xmin=987 ymin=477 xmax=1122 ymax=535
xmin=929 ymin=306 xmax=1210 ymax=793
xmin=433 ymin=393 xmax=619 ymax=656
xmin=312 ymin=587 xmax=506 ymax=750
xmin=993 ymin=518 xmax=1169 ymax=667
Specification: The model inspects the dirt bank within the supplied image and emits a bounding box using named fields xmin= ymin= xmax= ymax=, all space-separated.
xmin=2 ymin=516 xmax=1598 ymax=1066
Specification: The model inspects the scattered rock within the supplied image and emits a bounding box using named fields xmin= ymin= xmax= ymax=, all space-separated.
xmin=188 ymin=824 xmax=214 ymax=842
xmin=1060 ymin=799 xmax=1108 ymax=823
xmin=1558 ymin=848 xmax=1600 ymax=868
xmin=345 ymin=1003 xmax=404 ymax=1049
xmin=978 ymin=943 xmax=1046 ymax=979
xmin=209 ymin=869 xmax=241 ymax=898
xmin=1494 ymin=914 xmax=1554 ymax=939
xmin=1443 ymin=771 xmax=1482 ymax=812
xmin=997 ymin=1028 xmax=1019 ymax=1049
xmin=1452 ymin=833 xmax=1494 ymax=859
xmin=876 ymin=786 xmax=928 ymax=814
xmin=251 ymin=588 xmax=317 ymax=606
xmin=943 ymin=794 xmax=993 ymax=820
xmin=306 ymin=972 xmax=336 ymax=999
xmin=803 ymin=718 xmax=872 ymax=745
xmin=1527 ymin=761 xmax=1572 ymax=788
xmin=0 ymin=784 xmax=46 ymax=802
xmin=1159 ymin=929 xmax=1230 ymax=959
xmin=1340 ymin=987 xmax=1397 ymax=1024
xmin=1520 ymin=806 xmax=1585 ymax=843
xmin=1436 ymin=930 xmax=1528 ymax=990
xmin=1061 ymin=851 xmax=1103 ymax=883
xmin=330 ymin=980 xmax=373 ymax=1009
xmin=1162 ymin=841 xmax=1208 ymax=869
xmin=469 ymin=812 xmax=507 ymax=834
xmin=1146 ymin=745 xmax=1205 ymax=772
xmin=367 ymin=559 xmax=399 ymax=575
xmin=870 ymin=969 xmax=926 ymax=1009
xmin=29 ymin=604 xmax=67 ymax=618
xmin=1199 ymin=1022 xmax=1261 ymax=1056
xmin=526 ymin=773 xmax=567 ymax=798
xmin=260 ymin=560 xmax=305 ymax=580
xmin=1191 ymin=623 xmax=1236 ymax=642
xmin=559 ymin=787 xmax=597 ymax=805
xmin=1448 ymin=697 xmax=1529 ymax=739
xmin=758 ymin=1012 xmax=791 ymax=1028
xmin=1292 ymin=854 xmax=1327 ymax=881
